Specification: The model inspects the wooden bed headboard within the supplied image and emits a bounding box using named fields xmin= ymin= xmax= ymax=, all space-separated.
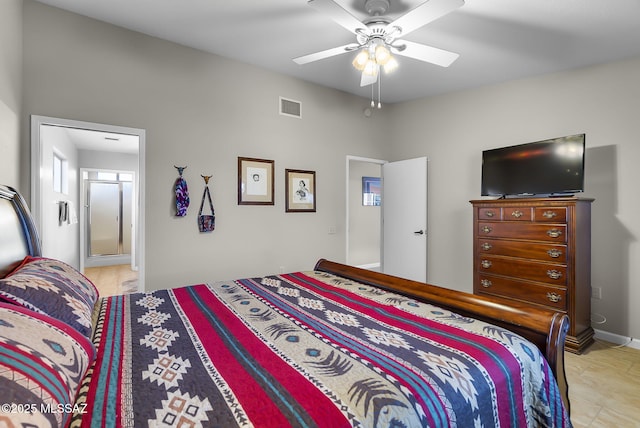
xmin=0 ymin=185 xmax=41 ymax=278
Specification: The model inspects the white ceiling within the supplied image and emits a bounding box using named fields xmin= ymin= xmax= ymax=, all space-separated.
xmin=35 ymin=0 xmax=640 ymax=104
xmin=64 ymin=127 xmax=139 ymax=154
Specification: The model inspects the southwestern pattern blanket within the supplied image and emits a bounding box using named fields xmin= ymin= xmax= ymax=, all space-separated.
xmin=72 ymin=271 xmax=570 ymax=427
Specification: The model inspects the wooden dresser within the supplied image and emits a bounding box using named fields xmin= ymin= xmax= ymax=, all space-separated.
xmin=471 ymin=197 xmax=594 ymax=354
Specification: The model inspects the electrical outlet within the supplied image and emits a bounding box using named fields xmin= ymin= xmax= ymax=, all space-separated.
xmin=592 ymin=287 xmax=602 ymax=300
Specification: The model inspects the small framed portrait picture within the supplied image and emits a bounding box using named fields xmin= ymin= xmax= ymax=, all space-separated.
xmin=285 ymin=169 xmax=316 ymax=212
xmin=238 ymin=157 xmax=274 ymax=205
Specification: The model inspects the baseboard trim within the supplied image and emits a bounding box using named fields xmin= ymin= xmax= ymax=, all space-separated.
xmin=594 ymin=329 xmax=640 ymax=350
xmin=356 ymin=263 xmax=380 ymax=271
xmin=85 ymin=254 xmax=132 ymax=268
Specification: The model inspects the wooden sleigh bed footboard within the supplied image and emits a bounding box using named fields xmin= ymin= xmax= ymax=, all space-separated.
xmin=315 ymin=258 xmax=571 ymax=413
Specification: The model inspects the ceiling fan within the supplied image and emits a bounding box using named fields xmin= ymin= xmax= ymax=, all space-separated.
xmin=293 ymin=0 xmax=464 ymax=87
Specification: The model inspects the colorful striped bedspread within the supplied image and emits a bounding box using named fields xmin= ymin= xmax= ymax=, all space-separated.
xmin=72 ymin=271 xmax=571 ymax=427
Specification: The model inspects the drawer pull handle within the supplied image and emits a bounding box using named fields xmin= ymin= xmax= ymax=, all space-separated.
xmin=481 ymin=242 xmax=492 ymax=251
xmin=547 ymin=292 xmax=562 ymax=303
xmin=543 ymin=211 xmax=557 ymax=219
xmin=480 ymin=279 xmax=492 ymax=288
xmin=511 ymin=210 xmax=524 ymax=218
xmin=547 ymin=249 xmax=563 ymax=258
xmin=481 ymin=226 xmax=492 ymax=234
xmin=547 ymin=229 xmax=563 ymax=238
xmin=481 ymin=260 xmax=492 ymax=269
xmin=485 ymin=211 xmax=495 ymax=217
xmin=547 ymin=269 xmax=563 ymax=280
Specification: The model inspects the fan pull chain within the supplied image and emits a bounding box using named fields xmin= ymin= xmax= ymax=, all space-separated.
xmin=377 ymin=72 xmax=382 ymax=109
xmin=371 ymin=81 xmax=375 ymax=108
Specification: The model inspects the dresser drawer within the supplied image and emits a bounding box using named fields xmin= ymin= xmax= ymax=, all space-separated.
xmin=478 ymin=207 xmax=501 ymax=220
xmin=534 ymin=207 xmax=567 ymax=223
xmin=503 ymin=206 xmax=532 ymax=221
xmin=477 ymin=255 xmax=567 ymax=285
xmin=477 ymin=222 xmax=567 ymax=243
xmin=477 ymin=239 xmax=567 ymax=263
xmin=477 ymin=274 xmax=567 ymax=311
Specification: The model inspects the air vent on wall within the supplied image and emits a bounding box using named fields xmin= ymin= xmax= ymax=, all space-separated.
xmin=279 ymin=97 xmax=302 ymax=118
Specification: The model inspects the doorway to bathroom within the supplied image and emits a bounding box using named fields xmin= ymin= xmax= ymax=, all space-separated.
xmin=31 ymin=115 xmax=145 ymax=295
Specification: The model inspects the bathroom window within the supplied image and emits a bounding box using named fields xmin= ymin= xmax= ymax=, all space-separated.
xmin=97 ymin=171 xmax=118 ymax=181
xmin=53 ymin=152 xmax=68 ymax=194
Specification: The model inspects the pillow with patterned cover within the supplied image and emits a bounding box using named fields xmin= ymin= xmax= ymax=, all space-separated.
xmin=0 ymin=257 xmax=99 ymax=338
xmin=0 ymin=302 xmax=95 ymax=427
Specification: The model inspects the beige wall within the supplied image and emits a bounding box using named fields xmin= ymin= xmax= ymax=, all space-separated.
xmin=388 ymin=57 xmax=640 ymax=339
xmin=22 ymin=1 xmax=390 ymax=289
xmin=0 ymin=0 xmax=22 ymax=189
xmin=17 ymin=1 xmax=640 ymax=339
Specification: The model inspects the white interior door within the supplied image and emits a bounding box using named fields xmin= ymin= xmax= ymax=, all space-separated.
xmin=382 ymin=157 xmax=428 ymax=282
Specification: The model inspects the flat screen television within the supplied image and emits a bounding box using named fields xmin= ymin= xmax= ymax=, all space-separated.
xmin=481 ymin=134 xmax=585 ymax=197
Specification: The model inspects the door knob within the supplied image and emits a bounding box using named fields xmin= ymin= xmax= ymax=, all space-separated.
xmin=414 ymin=230 xmax=424 ymax=235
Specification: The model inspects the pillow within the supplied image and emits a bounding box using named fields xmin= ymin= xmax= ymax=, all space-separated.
xmin=0 ymin=257 xmax=99 ymax=338
xmin=0 ymin=302 xmax=95 ymax=428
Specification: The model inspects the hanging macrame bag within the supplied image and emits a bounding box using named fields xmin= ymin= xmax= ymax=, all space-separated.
xmin=198 ymin=186 xmax=215 ymax=232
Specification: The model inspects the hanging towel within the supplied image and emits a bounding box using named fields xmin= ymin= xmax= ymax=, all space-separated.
xmin=58 ymin=201 xmax=68 ymax=226
xmin=175 ymin=175 xmax=190 ymax=217
xmin=67 ymin=201 xmax=78 ymax=224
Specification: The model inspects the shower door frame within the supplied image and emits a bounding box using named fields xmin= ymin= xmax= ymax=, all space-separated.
xmin=81 ymin=168 xmax=137 ymax=269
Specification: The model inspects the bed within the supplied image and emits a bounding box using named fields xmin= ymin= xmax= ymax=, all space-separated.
xmin=0 ymin=184 xmax=571 ymax=427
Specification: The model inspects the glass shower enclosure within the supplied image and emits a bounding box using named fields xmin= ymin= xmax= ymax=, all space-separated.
xmin=87 ymin=172 xmax=132 ymax=258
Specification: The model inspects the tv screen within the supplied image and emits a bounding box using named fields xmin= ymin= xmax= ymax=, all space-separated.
xmin=481 ymin=134 xmax=585 ymax=197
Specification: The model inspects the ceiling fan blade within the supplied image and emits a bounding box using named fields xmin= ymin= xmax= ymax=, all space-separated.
xmin=388 ymin=0 xmax=464 ymax=38
xmin=360 ymin=71 xmax=378 ymax=87
xmin=392 ymin=40 xmax=459 ymax=67
xmin=293 ymin=43 xmax=359 ymax=65
xmin=308 ymin=0 xmax=366 ymax=35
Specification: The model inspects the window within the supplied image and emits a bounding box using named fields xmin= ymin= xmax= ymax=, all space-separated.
xmin=86 ymin=171 xmax=133 ymax=182
xmin=53 ymin=152 xmax=68 ymax=194
xmin=97 ymin=172 xmax=117 ymax=181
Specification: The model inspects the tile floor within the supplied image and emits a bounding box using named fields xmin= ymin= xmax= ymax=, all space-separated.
xmin=566 ymin=340 xmax=640 ymax=427
xmin=84 ymin=264 xmax=138 ymax=296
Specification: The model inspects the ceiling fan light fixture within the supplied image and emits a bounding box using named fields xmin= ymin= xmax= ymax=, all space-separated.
xmin=374 ymin=44 xmax=392 ymax=65
xmin=352 ymin=42 xmax=396 ymax=77
xmin=363 ymin=59 xmax=379 ymax=77
xmin=383 ymin=56 xmax=398 ymax=73
xmin=352 ymin=49 xmax=369 ymax=71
